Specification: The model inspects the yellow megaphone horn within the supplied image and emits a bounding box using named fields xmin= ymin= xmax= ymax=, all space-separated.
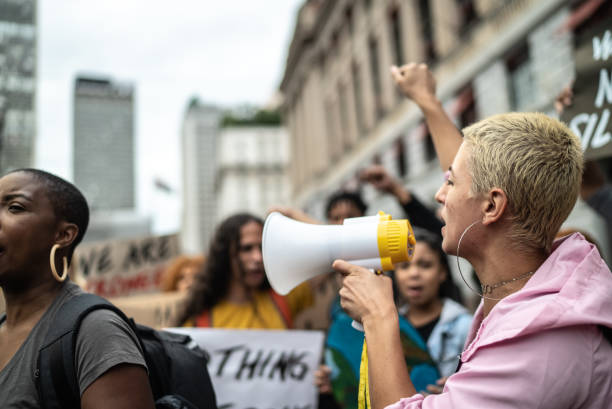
xmin=262 ymin=211 xmax=416 ymax=295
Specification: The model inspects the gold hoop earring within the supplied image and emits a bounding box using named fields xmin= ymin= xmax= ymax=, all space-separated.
xmin=50 ymin=244 xmax=69 ymax=282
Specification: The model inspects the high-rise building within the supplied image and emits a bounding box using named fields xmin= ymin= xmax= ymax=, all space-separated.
xmin=73 ymin=76 xmax=135 ymax=211
xmin=216 ymin=125 xmax=290 ymax=221
xmin=0 ymin=0 xmax=37 ymax=173
xmin=180 ymin=98 xmax=221 ymax=254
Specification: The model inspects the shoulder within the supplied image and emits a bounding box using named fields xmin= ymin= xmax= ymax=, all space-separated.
xmin=79 ymin=308 xmax=136 ymax=337
xmin=75 ymin=308 xmax=147 ymax=395
xmin=452 ymin=326 xmax=601 ymax=407
xmin=285 ymin=282 xmax=314 ymax=311
xmin=286 ymin=282 xmax=313 ymax=301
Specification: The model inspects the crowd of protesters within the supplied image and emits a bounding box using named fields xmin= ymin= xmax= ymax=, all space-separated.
xmin=2 ymin=42 xmax=612 ymax=409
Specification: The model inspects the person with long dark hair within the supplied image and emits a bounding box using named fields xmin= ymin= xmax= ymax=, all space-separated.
xmin=0 ymin=169 xmax=154 ymax=409
xmin=178 ymin=213 xmax=313 ymax=328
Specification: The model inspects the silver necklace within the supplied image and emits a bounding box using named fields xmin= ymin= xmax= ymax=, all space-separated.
xmin=481 ymin=271 xmax=535 ymax=295
xmin=456 ymin=220 xmax=535 ymax=301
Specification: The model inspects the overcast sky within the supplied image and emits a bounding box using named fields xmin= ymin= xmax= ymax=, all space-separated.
xmin=35 ymin=0 xmax=303 ymax=233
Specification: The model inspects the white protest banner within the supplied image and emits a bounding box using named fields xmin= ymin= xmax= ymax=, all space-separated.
xmin=169 ymin=328 xmax=325 ymax=409
xmin=562 ymin=20 xmax=612 ymax=159
xmin=73 ymin=234 xmax=180 ymax=297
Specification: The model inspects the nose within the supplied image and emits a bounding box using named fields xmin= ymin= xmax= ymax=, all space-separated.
xmin=407 ymin=263 xmax=421 ymax=278
xmin=252 ymin=246 xmax=263 ymax=264
xmin=435 ymin=183 xmax=447 ymax=204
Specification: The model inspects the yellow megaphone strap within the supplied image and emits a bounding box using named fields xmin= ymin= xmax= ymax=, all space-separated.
xmin=358 ymin=339 xmax=371 ymax=409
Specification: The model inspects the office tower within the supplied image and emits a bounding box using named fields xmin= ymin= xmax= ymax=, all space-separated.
xmin=181 ymin=98 xmax=221 ymax=254
xmin=0 ymin=0 xmax=37 ymax=173
xmin=73 ymin=76 xmax=135 ymax=211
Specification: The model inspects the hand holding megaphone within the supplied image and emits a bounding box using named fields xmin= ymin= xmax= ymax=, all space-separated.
xmin=333 ymin=259 xmax=396 ymax=329
xmin=262 ymin=211 xmax=416 ymax=296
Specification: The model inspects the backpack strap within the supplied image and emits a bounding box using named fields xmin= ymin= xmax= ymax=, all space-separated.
xmin=269 ymin=290 xmax=292 ymax=329
xmin=36 ymin=293 xmax=137 ymax=409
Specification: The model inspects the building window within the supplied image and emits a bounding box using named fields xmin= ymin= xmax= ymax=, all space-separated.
xmin=506 ymin=43 xmax=534 ymax=111
xmin=395 ymin=137 xmax=408 ymax=177
xmin=331 ymin=30 xmax=339 ymax=56
xmin=458 ymin=85 xmax=476 ymax=128
xmin=325 ymin=99 xmax=338 ymax=159
xmin=368 ymin=36 xmax=384 ymax=119
xmin=345 ymin=6 xmax=354 ymax=35
xmin=389 ymin=8 xmax=404 ymax=66
xmin=352 ymin=62 xmax=366 ymax=136
xmin=457 ymin=0 xmax=478 ymax=36
xmin=418 ymin=0 xmax=437 ymax=62
xmin=424 ymin=131 xmax=436 ymax=162
xmin=338 ymin=81 xmax=351 ymax=149
xmin=318 ymin=52 xmax=326 ymax=76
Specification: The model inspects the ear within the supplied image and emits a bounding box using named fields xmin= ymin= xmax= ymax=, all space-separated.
xmin=54 ymin=221 xmax=79 ymax=249
xmin=481 ymin=188 xmax=508 ymax=226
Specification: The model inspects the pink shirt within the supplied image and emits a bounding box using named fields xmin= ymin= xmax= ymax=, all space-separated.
xmin=386 ymin=234 xmax=612 ymax=408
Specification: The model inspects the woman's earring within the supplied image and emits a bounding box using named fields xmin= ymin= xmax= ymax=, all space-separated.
xmin=50 ymin=244 xmax=68 ymax=282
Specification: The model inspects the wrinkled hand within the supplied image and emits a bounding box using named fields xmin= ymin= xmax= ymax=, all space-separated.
xmin=314 ymin=365 xmax=332 ymax=394
xmin=390 ymin=63 xmax=437 ymax=107
xmin=554 ymin=84 xmax=573 ymax=115
xmin=334 ymin=260 xmax=396 ymax=325
xmin=425 ymin=376 xmax=448 ymax=395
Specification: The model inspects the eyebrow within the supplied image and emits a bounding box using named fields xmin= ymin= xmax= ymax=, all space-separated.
xmin=2 ymin=193 xmax=33 ymax=202
xmin=448 ymin=166 xmax=456 ymax=177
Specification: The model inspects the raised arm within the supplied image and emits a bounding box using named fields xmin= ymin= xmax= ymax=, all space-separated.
xmin=359 ymin=165 xmax=443 ymax=235
xmin=391 ymin=63 xmax=463 ymax=171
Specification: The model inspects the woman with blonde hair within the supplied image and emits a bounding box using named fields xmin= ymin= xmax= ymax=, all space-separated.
xmin=334 ymin=64 xmax=612 ymax=409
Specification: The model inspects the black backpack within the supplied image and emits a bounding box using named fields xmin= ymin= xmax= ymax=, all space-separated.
xmin=35 ymin=293 xmax=217 ymax=409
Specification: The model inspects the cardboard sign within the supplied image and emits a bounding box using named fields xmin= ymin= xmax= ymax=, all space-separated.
xmin=562 ymin=21 xmax=612 ymax=159
xmin=73 ymin=234 xmax=180 ymax=298
xmin=110 ymin=291 xmax=187 ymax=329
xmin=168 ymin=328 xmax=325 ymax=409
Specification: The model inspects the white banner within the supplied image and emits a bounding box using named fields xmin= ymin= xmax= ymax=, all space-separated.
xmin=168 ymin=328 xmax=325 ymax=409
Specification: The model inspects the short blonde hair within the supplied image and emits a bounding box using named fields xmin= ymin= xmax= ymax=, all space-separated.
xmin=463 ymin=112 xmax=583 ymax=252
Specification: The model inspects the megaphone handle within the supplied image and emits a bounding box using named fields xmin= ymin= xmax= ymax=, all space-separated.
xmin=352 ymin=320 xmax=364 ymax=332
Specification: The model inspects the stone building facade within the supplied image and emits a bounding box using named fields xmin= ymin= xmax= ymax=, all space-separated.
xmin=280 ymin=0 xmax=610 ymax=246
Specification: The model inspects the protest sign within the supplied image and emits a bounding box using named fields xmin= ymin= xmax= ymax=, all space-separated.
xmin=169 ymin=328 xmax=324 ymax=409
xmin=110 ymin=291 xmax=187 ymax=329
xmin=73 ymin=234 xmax=180 ymax=297
xmin=562 ymin=21 xmax=612 ymax=159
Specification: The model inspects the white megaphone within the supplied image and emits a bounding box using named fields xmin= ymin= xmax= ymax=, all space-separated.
xmin=262 ymin=211 xmax=416 ymax=295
